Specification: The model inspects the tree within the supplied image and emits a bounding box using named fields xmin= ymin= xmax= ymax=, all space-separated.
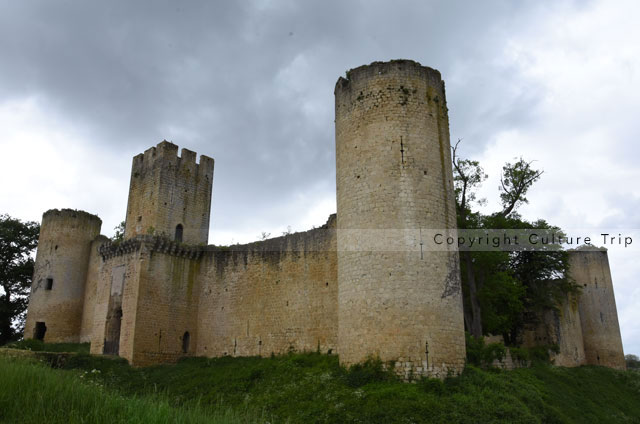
xmin=0 ymin=214 xmax=40 ymax=344
xmin=112 ymin=221 xmax=125 ymax=242
xmin=497 ymin=158 xmax=543 ymax=218
xmin=626 ymin=354 xmax=640 ymax=369
xmin=452 ymin=140 xmax=488 ymax=337
xmin=452 ymin=140 xmax=570 ymax=342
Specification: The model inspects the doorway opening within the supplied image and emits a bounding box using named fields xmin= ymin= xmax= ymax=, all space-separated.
xmin=104 ymin=307 xmax=122 ymax=355
xmin=34 ymin=322 xmax=46 ymax=341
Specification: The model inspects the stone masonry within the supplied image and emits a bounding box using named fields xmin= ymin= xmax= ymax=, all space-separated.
xmin=520 ymin=247 xmax=626 ymax=369
xmin=335 ymin=61 xmax=465 ymax=378
xmin=23 ymin=60 xmax=625 ymax=375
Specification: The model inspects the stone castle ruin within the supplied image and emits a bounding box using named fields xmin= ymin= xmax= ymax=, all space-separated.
xmin=24 ymin=60 xmax=625 ymax=376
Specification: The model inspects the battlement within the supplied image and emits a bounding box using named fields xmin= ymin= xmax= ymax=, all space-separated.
xmin=131 ymin=140 xmax=214 ymax=178
xmin=335 ymin=60 xmax=443 ymax=94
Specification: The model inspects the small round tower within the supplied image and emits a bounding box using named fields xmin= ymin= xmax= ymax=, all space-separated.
xmin=568 ymin=248 xmax=625 ymax=369
xmin=24 ymin=209 xmax=102 ymax=343
xmin=335 ymin=60 xmax=465 ymax=378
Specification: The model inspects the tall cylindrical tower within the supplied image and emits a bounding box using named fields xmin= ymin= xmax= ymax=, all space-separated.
xmin=24 ymin=209 xmax=102 ymax=343
xmin=335 ymin=60 xmax=465 ymax=378
xmin=569 ymin=249 xmax=625 ymax=369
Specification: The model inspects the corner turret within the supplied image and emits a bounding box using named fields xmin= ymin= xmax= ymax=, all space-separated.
xmin=24 ymin=209 xmax=102 ymax=342
xmin=568 ymin=248 xmax=625 ymax=369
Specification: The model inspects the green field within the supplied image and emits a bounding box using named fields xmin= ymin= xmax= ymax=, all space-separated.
xmin=0 ymin=347 xmax=639 ymax=423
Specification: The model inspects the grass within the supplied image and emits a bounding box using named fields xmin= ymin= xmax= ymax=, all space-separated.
xmin=1 ymin=347 xmax=640 ymax=423
xmin=0 ymin=355 xmax=261 ymax=424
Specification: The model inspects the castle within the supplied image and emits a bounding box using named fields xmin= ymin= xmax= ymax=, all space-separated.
xmin=24 ymin=60 xmax=625 ymax=377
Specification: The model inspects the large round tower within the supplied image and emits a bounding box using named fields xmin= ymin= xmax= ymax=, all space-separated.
xmin=335 ymin=60 xmax=465 ymax=378
xmin=24 ymin=209 xmax=102 ymax=343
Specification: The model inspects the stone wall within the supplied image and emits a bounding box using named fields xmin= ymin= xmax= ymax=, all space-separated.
xmin=129 ymin=239 xmax=202 ymax=366
xmin=520 ymin=293 xmax=586 ymax=368
xmin=24 ymin=209 xmax=102 ymax=343
xmin=196 ymin=216 xmax=337 ymax=359
xmin=335 ymin=60 xmax=465 ymax=378
xmin=549 ymin=292 xmax=586 ymax=367
xmin=79 ymin=236 xmax=109 ymax=343
xmin=90 ymin=241 xmax=144 ymax=363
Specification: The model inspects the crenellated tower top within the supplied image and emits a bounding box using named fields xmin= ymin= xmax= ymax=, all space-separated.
xmin=124 ymin=140 xmax=214 ymax=245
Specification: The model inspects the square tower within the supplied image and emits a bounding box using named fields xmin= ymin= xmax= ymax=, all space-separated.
xmin=124 ymin=140 xmax=214 ymax=245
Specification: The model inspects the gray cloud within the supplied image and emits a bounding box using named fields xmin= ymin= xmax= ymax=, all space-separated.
xmin=1 ymin=0 xmax=637 ymax=352
xmin=0 ymin=0 xmax=586 ymax=231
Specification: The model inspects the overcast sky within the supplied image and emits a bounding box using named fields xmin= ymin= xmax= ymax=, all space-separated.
xmin=1 ymin=0 xmax=638 ymax=354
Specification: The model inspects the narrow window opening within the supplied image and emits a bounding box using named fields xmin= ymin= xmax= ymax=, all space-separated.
xmin=34 ymin=322 xmax=46 ymax=341
xmin=182 ymin=331 xmax=190 ymax=354
xmin=137 ymin=216 xmax=142 ymax=222
xmin=45 ymin=278 xmax=53 ymax=290
xmin=425 ymin=341 xmax=429 ymax=368
xmin=175 ymin=224 xmax=183 ymax=242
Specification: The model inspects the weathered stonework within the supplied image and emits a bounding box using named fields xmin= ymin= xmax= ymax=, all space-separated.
xmin=24 ymin=209 xmax=102 ymax=343
xmin=569 ymin=249 xmax=626 ymax=369
xmin=335 ymin=61 xmax=465 ymax=378
xmin=124 ymin=141 xmax=214 ymax=245
xmin=23 ymin=60 xmax=625 ymax=375
xmin=521 ymin=248 xmax=625 ymax=369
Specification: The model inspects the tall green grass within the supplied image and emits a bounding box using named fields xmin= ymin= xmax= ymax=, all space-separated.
xmin=2 ymin=351 xmax=639 ymax=423
xmin=56 ymin=352 xmax=640 ymax=423
xmin=0 ymin=356 xmax=260 ymax=424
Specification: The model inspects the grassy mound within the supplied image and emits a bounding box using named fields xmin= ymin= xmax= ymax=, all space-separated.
xmin=59 ymin=352 xmax=640 ymax=423
xmin=2 ymin=351 xmax=639 ymax=423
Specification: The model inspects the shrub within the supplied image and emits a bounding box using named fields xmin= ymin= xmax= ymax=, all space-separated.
xmin=344 ymin=357 xmax=398 ymax=387
xmin=465 ymin=333 xmax=506 ymax=367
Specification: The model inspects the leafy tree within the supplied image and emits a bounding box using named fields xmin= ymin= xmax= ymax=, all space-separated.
xmin=626 ymin=354 xmax=640 ymax=369
xmin=497 ymin=159 xmax=543 ymax=217
xmin=452 ymin=140 xmax=572 ymax=342
xmin=0 ymin=214 xmax=40 ymax=344
xmin=452 ymin=140 xmax=488 ymax=337
xmin=112 ymin=221 xmax=125 ymax=242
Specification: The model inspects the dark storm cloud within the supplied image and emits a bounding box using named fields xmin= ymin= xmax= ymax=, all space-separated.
xmin=0 ymin=0 xmax=589 ymax=233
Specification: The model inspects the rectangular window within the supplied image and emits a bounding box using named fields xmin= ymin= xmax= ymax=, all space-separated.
xmin=45 ymin=278 xmax=53 ymax=290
